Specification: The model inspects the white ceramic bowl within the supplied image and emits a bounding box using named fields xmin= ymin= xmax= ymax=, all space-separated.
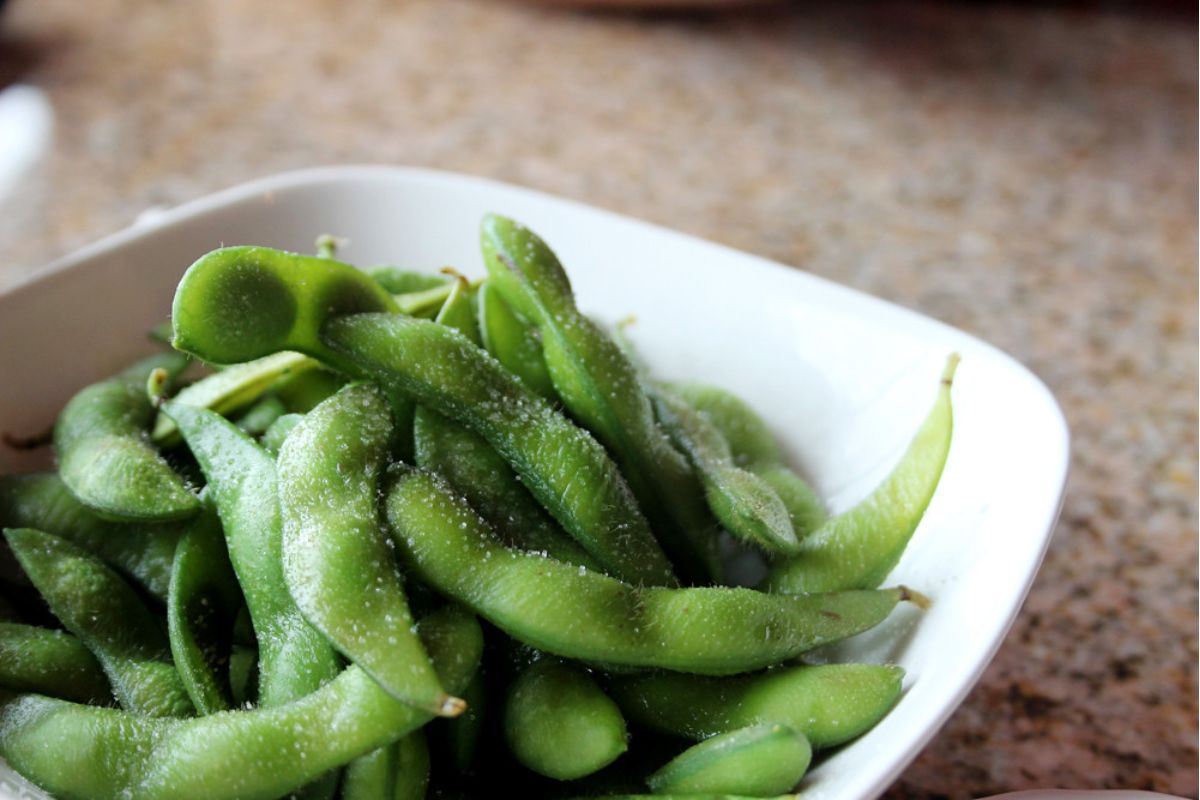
xmin=0 ymin=166 xmax=1069 ymax=800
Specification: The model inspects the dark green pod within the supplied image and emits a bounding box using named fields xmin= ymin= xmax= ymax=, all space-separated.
xmin=610 ymin=663 xmax=904 ymax=749
xmin=55 ymin=352 xmax=198 ymax=522
xmin=477 ymin=280 xmax=557 ymax=401
xmin=504 ymin=658 xmax=628 ymax=780
xmin=0 ymin=472 xmax=181 ymax=599
xmin=155 ymin=398 xmax=340 ymax=709
xmin=646 ymin=724 xmax=811 ymax=796
xmin=0 ymin=622 xmax=112 ymax=704
xmin=480 ymin=214 xmax=718 ymax=582
xmin=385 ymin=467 xmax=916 ymax=675
xmin=278 ymin=383 xmax=457 ymax=717
xmin=167 ymin=504 xmax=242 ymax=714
xmin=668 ymin=382 xmax=827 ymax=540
xmin=4 ymin=528 xmax=193 ymax=717
xmin=0 ymin=606 xmax=482 ymax=800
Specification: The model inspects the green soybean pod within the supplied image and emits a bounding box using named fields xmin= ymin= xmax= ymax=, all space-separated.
xmin=667 ymin=382 xmax=826 ymax=540
xmin=4 ymin=528 xmax=194 ymax=717
xmin=342 ymin=737 xmax=429 ymax=800
xmin=278 ymin=382 xmax=460 ymax=717
xmin=55 ymin=351 xmax=198 ymax=522
xmin=0 ymin=622 xmax=112 ymax=704
xmin=0 ymin=606 xmax=481 ymax=800
xmin=414 ymin=279 xmax=597 ymax=569
xmin=151 ymin=351 xmax=316 ymax=445
xmin=480 ymin=214 xmax=718 ymax=582
xmin=366 ymin=265 xmax=450 ymax=295
xmin=0 ymin=472 xmax=181 ymax=600
xmin=766 ymin=356 xmax=958 ymax=595
xmin=504 ymin=658 xmax=628 ymax=780
xmin=440 ymin=671 xmax=486 ymax=774
xmin=652 ymin=390 xmax=798 ymax=556
xmin=610 ymin=663 xmax=904 ymax=749
xmin=394 ymin=730 xmax=432 ymax=800
xmin=228 ymin=643 xmax=258 ymax=708
xmin=273 ymin=368 xmax=348 ymax=414
xmin=477 ymin=280 xmax=557 ymax=401
xmin=412 ymin=411 xmax=599 ymax=569
xmin=167 ymin=504 xmax=242 ymax=714
xmin=385 ymin=467 xmax=917 ymax=675
xmin=645 ymin=725 xmax=811 ymax=797
xmin=153 ymin=392 xmax=341 ymax=710
xmin=232 ymin=394 xmax=288 ymax=436
xmin=261 ymin=412 xmax=304 ymax=457
xmin=342 ymin=741 xmax=397 ymax=800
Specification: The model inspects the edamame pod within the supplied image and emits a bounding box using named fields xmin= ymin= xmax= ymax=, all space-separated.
xmin=668 ymin=382 xmax=826 ymax=539
xmin=504 ymin=658 xmax=628 ymax=780
xmin=0 ymin=605 xmax=482 ymax=800
xmin=480 ymin=215 xmax=718 ymax=582
xmin=394 ymin=730 xmax=432 ymax=800
xmin=278 ymin=382 xmax=459 ymax=717
xmin=170 ymin=247 xmax=674 ymax=585
xmin=151 ymin=351 xmax=316 ymax=445
xmin=234 ymin=394 xmax=287 ymax=436
xmin=477 ymin=280 xmax=557 ymax=400
xmin=766 ymin=356 xmax=958 ymax=594
xmin=170 ymin=246 xmax=399 ymax=363
xmin=167 ymin=504 xmax=242 ymax=714
xmin=610 ymin=663 xmax=904 ymax=749
xmin=0 ymin=622 xmax=112 ymax=704
xmin=55 ymin=352 xmax=198 ymax=522
xmin=153 ymin=392 xmax=341 ymax=709
xmin=366 ymin=265 xmax=450 ymax=295
xmin=273 ymin=367 xmax=348 ymax=414
xmin=342 ymin=733 xmax=431 ymax=800
xmin=4 ymin=528 xmax=194 ymax=717
xmin=440 ymin=671 xmax=486 ymax=774
xmin=653 ymin=390 xmax=798 ymax=556
xmin=261 ymin=412 xmax=304 ymax=457
xmin=414 ymin=279 xmax=597 ymax=568
xmin=228 ymin=644 xmax=257 ymax=708
xmin=0 ymin=472 xmax=181 ymax=599
xmin=342 ymin=745 xmax=397 ymax=800
xmin=385 ymin=467 xmax=918 ymax=675
xmin=412 ymin=410 xmax=599 ymax=568
xmin=645 ymin=725 xmax=811 ymax=797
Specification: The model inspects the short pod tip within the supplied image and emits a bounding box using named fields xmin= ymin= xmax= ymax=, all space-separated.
xmin=146 ymin=367 xmax=170 ymax=407
xmin=897 ymin=585 xmax=932 ymax=610
xmin=436 ymin=693 xmax=468 ymax=719
xmin=941 ymin=353 xmax=961 ymax=386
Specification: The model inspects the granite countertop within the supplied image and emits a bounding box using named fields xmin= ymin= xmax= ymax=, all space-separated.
xmin=0 ymin=0 xmax=1194 ymax=796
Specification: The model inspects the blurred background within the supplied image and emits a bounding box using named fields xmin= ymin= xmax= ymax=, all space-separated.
xmin=0 ymin=0 xmax=1195 ymax=796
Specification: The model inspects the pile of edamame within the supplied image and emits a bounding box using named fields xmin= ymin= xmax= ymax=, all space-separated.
xmin=0 ymin=214 xmax=957 ymax=800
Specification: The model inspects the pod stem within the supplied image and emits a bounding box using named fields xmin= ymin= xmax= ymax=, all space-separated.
xmin=437 ymin=693 xmax=468 ymax=719
xmin=146 ymin=367 xmax=171 ymax=408
xmin=315 ymin=234 xmax=346 ymax=259
xmin=942 ymin=353 xmax=961 ymax=386
xmin=898 ymin=585 xmax=932 ymax=610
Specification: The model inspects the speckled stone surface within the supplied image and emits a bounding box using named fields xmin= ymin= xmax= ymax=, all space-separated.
xmin=0 ymin=0 xmax=1195 ymax=796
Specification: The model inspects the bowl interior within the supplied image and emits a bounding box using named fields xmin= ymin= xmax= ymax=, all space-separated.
xmin=0 ymin=166 xmax=1068 ymax=800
